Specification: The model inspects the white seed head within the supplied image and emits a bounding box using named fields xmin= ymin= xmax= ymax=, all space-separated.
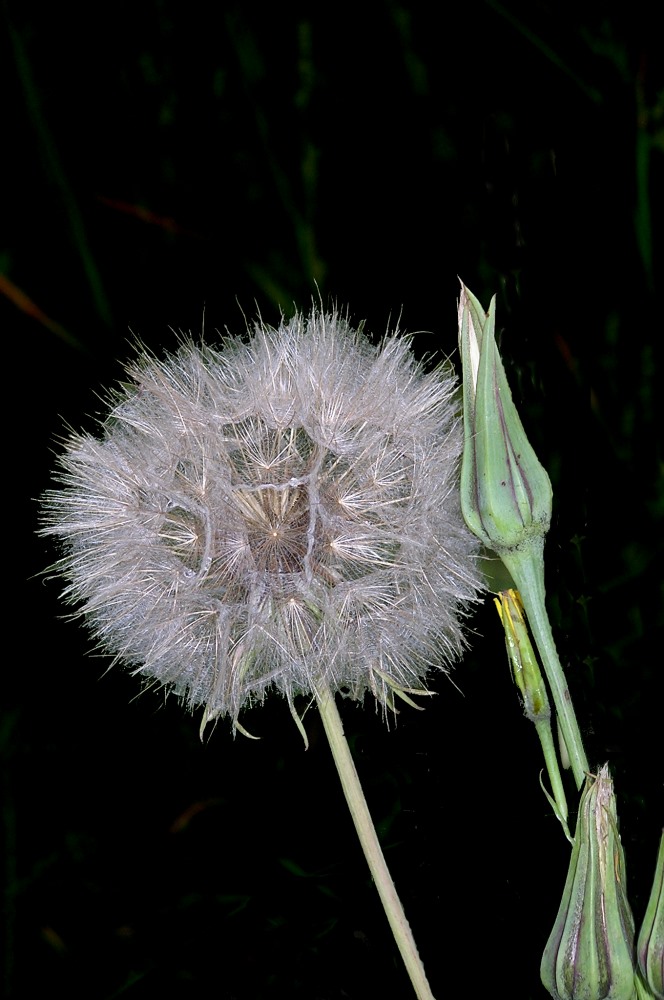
xmin=41 ymin=310 xmax=483 ymax=729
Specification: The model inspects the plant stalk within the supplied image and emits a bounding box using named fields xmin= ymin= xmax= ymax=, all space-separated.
xmin=501 ymin=543 xmax=590 ymax=789
xmin=315 ymin=681 xmax=435 ymax=1000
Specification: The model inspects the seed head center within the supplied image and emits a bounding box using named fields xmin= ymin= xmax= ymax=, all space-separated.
xmin=241 ymin=483 xmax=310 ymax=576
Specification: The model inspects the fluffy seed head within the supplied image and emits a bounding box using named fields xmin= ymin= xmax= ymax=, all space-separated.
xmin=41 ymin=310 xmax=483 ymax=729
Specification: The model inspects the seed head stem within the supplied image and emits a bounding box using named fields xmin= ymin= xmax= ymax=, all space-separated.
xmin=315 ymin=680 xmax=436 ymax=1000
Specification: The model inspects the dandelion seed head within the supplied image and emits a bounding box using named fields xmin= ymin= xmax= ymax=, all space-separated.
xmin=41 ymin=309 xmax=483 ymax=728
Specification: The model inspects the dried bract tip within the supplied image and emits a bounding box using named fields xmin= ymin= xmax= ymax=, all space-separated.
xmin=41 ymin=309 xmax=483 ymax=729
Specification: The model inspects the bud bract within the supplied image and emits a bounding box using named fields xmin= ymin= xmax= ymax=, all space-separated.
xmin=457 ymin=283 xmax=552 ymax=555
xmin=637 ymin=831 xmax=664 ymax=999
xmin=541 ymin=764 xmax=637 ymax=1000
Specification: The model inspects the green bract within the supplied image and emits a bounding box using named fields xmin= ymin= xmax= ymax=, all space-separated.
xmin=637 ymin=831 xmax=664 ymax=999
xmin=541 ymin=765 xmax=637 ymax=1000
xmin=457 ymin=283 xmax=552 ymax=555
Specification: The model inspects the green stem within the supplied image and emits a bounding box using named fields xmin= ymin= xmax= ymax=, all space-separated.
xmin=315 ymin=681 xmax=435 ymax=1000
xmin=501 ymin=542 xmax=590 ymax=789
xmin=534 ymin=717 xmax=571 ymax=840
xmin=495 ymin=588 xmax=569 ymax=830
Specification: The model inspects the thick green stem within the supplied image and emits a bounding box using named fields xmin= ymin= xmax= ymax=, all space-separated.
xmin=501 ymin=542 xmax=590 ymax=789
xmin=315 ymin=681 xmax=435 ymax=1000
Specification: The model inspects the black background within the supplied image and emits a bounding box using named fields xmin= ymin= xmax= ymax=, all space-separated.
xmin=6 ymin=1 xmax=663 ymax=997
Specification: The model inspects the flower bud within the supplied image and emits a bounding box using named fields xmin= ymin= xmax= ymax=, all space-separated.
xmin=494 ymin=587 xmax=549 ymax=722
xmin=637 ymin=831 xmax=664 ymax=999
xmin=541 ymin=764 xmax=637 ymax=1000
xmin=457 ymin=283 xmax=552 ymax=555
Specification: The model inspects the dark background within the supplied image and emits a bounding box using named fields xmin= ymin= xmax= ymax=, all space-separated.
xmin=6 ymin=1 xmax=663 ymax=997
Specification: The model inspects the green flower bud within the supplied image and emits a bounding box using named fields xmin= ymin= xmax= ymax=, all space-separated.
xmin=457 ymin=283 xmax=552 ymax=555
xmin=541 ymin=764 xmax=637 ymax=1000
xmin=457 ymin=282 xmax=590 ymax=791
xmin=637 ymin=831 xmax=664 ymax=999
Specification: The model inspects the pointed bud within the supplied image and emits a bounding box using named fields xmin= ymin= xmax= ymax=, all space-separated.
xmin=458 ymin=283 xmax=552 ymax=555
xmin=494 ymin=588 xmax=550 ymax=722
xmin=541 ymin=764 xmax=637 ymax=1000
xmin=637 ymin=831 xmax=664 ymax=999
